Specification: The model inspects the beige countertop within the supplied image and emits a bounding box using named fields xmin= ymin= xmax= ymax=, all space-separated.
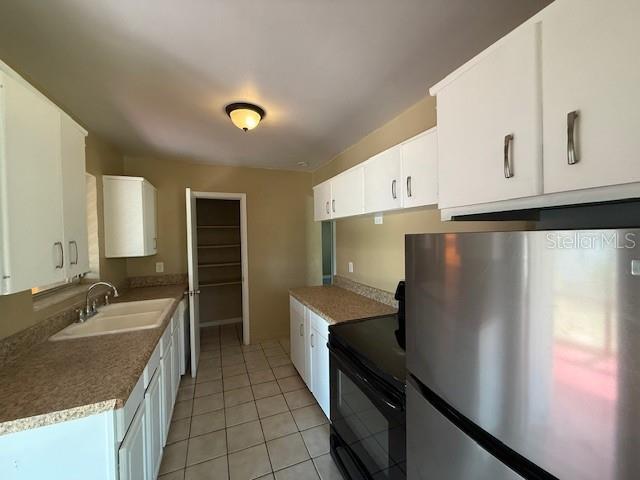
xmin=289 ymin=285 xmax=396 ymax=324
xmin=0 ymin=283 xmax=187 ymax=435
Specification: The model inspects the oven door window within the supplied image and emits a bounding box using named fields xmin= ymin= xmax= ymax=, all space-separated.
xmin=331 ymin=353 xmax=406 ymax=479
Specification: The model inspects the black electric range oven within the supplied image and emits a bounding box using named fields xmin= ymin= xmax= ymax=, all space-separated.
xmin=328 ymin=314 xmax=406 ymax=480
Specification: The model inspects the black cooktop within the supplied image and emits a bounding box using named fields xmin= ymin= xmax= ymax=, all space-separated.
xmin=329 ymin=314 xmax=406 ymax=392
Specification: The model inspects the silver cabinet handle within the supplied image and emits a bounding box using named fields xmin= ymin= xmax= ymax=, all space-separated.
xmin=325 ymin=201 xmax=329 ymax=214
xmin=54 ymin=242 xmax=64 ymax=269
xmin=567 ymin=110 xmax=579 ymax=165
xmin=299 ymin=323 xmax=303 ymax=337
xmin=310 ymin=332 xmax=314 ymax=348
xmin=406 ymin=176 xmax=412 ymax=197
xmin=332 ymin=199 xmax=335 ymax=213
xmin=391 ymin=179 xmax=397 ymax=199
xmin=503 ymin=134 xmax=514 ymax=179
xmin=69 ymin=241 xmax=78 ymax=265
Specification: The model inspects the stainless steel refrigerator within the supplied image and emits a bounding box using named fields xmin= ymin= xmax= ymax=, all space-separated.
xmin=405 ymin=230 xmax=640 ymax=479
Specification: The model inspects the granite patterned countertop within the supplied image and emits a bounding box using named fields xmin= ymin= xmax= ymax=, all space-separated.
xmin=0 ymin=283 xmax=187 ymax=435
xmin=289 ymin=285 xmax=396 ymax=324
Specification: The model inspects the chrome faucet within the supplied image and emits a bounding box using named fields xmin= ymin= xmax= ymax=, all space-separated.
xmin=83 ymin=281 xmax=119 ymax=321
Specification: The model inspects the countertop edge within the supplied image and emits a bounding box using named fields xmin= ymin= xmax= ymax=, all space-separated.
xmin=0 ymin=399 xmax=118 ymax=436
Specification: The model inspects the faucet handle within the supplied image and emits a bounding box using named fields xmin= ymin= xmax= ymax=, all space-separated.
xmin=76 ymin=308 xmax=87 ymax=323
xmin=104 ymin=293 xmax=111 ymax=305
xmin=91 ymin=299 xmax=97 ymax=313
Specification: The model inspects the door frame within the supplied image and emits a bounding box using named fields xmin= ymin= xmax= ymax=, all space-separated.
xmin=190 ymin=191 xmax=250 ymax=345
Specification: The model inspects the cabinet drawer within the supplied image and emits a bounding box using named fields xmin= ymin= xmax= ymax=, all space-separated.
xmin=143 ymin=341 xmax=161 ymax=389
xmin=309 ymin=310 xmax=329 ymax=340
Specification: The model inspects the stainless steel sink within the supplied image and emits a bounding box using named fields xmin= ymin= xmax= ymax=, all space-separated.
xmin=50 ymin=298 xmax=175 ymax=341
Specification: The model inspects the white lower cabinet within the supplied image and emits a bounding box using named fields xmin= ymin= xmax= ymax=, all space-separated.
xmin=290 ymin=296 xmax=307 ymax=383
xmin=118 ymin=401 xmax=148 ymax=480
xmin=145 ymin=368 xmax=163 ymax=480
xmin=290 ymin=296 xmax=330 ymax=418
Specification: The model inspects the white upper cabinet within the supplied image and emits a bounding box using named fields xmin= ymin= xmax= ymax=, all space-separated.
xmin=313 ymin=180 xmax=332 ymax=222
xmin=541 ymin=0 xmax=640 ymax=193
xmin=364 ymin=145 xmax=402 ymax=213
xmin=1 ymin=73 xmax=65 ymax=294
xmin=61 ymin=113 xmax=89 ymax=278
xmin=103 ymin=176 xmax=157 ymax=258
xmin=331 ymin=166 xmax=364 ymax=219
xmin=433 ymin=22 xmax=542 ymax=209
xmin=401 ymin=128 xmax=438 ymax=209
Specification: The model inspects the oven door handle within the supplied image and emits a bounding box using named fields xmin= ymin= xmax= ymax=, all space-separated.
xmin=329 ymin=344 xmax=403 ymax=412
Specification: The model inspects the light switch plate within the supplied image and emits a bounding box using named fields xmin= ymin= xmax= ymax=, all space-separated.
xmin=374 ymin=214 xmax=383 ymax=225
xmin=155 ymin=262 xmax=164 ymax=273
xmin=348 ymin=262 xmax=354 ymax=273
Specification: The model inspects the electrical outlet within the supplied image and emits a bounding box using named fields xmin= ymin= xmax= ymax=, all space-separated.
xmin=155 ymin=262 xmax=164 ymax=273
xmin=374 ymin=214 xmax=383 ymax=224
xmin=348 ymin=261 xmax=354 ymax=273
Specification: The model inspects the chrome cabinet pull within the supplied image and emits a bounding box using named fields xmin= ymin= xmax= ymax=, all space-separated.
xmin=503 ymin=134 xmax=514 ymax=179
xmin=299 ymin=323 xmax=304 ymax=337
xmin=325 ymin=201 xmax=329 ymax=214
xmin=310 ymin=332 xmax=314 ymax=348
xmin=391 ymin=179 xmax=397 ymax=199
xmin=567 ymin=110 xmax=579 ymax=165
xmin=407 ymin=176 xmax=412 ymax=197
xmin=332 ymin=199 xmax=335 ymax=213
xmin=69 ymin=241 xmax=78 ymax=265
xmin=54 ymin=242 xmax=64 ymax=269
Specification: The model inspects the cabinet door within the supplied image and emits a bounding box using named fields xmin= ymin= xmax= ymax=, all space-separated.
xmin=401 ymin=129 xmax=438 ymax=209
xmin=331 ymin=166 xmax=364 ymax=219
xmin=60 ymin=114 xmax=89 ymax=278
xmin=542 ymin=0 xmax=640 ymax=193
xmin=289 ymin=296 xmax=306 ymax=381
xmin=103 ymin=177 xmax=144 ymax=257
xmin=436 ymin=22 xmax=542 ymax=209
xmin=310 ymin=327 xmax=330 ymax=418
xmin=313 ymin=181 xmax=332 ymax=222
xmin=145 ymin=368 xmax=163 ymax=480
xmin=119 ymin=402 xmax=147 ymax=480
xmin=0 ymin=73 xmax=65 ymax=294
xmin=170 ymin=330 xmax=180 ymax=406
xmin=142 ymin=181 xmax=157 ymax=255
xmin=161 ymin=344 xmax=173 ymax=444
xmin=364 ymin=146 xmax=402 ymax=213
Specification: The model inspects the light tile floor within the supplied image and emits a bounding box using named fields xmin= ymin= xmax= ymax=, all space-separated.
xmin=158 ymin=324 xmax=344 ymax=480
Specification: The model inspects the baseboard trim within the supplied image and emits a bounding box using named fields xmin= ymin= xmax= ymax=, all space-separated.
xmin=200 ymin=317 xmax=242 ymax=328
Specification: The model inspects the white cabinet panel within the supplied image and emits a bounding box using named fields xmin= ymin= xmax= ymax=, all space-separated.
xmin=542 ymin=0 xmax=640 ymax=193
xmin=103 ymin=176 xmax=157 ymax=258
xmin=60 ymin=113 xmax=89 ymax=278
xmin=170 ymin=328 xmax=180 ymax=407
xmin=401 ymin=129 xmax=438 ymax=209
xmin=160 ymin=336 xmax=173 ymax=445
xmin=310 ymin=319 xmax=330 ymax=418
xmin=313 ymin=181 xmax=332 ymax=222
xmin=331 ymin=166 xmax=364 ymax=219
xmin=364 ymin=145 xmax=402 ymax=213
xmin=144 ymin=368 xmax=163 ymax=480
xmin=290 ymin=296 xmax=307 ymax=383
xmin=118 ymin=402 xmax=147 ymax=480
xmin=0 ymin=72 xmax=65 ymax=294
xmin=435 ymin=22 xmax=542 ymax=208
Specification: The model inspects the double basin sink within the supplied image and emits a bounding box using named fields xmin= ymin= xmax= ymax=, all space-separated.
xmin=50 ymin=298 xmax=175 ymax=341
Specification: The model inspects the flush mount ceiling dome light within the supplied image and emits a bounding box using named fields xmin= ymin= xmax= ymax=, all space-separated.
xmin=225 ymin=102 xmax=265 ymax=132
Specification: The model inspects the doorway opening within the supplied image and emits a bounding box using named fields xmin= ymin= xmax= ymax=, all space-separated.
xmin=186 ymin=190 xmax=249 ymax=377
xmin=321 ymin=221 xmax=335 ymax=285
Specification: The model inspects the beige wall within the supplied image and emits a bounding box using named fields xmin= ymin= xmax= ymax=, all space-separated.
xmin=123 ymin=156 xmax=317 ymax=343
xmin=313 ymin=96 xmax=529 ymax=293
xmin=0 ymin=134 xmax=127 ymax=340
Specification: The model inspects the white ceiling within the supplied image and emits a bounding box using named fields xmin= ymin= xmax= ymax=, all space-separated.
xmin=0 ymin=0 xmax=551 ymax=171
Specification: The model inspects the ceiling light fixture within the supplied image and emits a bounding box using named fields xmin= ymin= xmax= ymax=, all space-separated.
xmin=225 ymin=102 xmax=265 ymax=132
